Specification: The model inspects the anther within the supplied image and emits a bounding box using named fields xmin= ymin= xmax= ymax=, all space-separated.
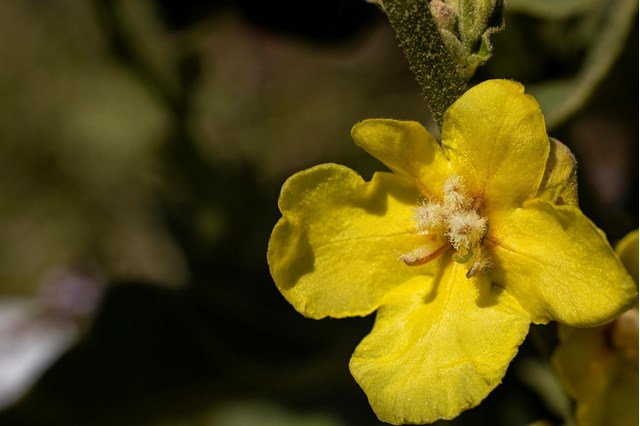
xmin=466 ymin=262 xmax=481 ymax=279
xmin=443 ymin=175 xmax=468 ymax=210
xmin=414 ymin=201 xmax=446 ymax=235
xmin=405 ymin=174 xmax=493 ymax=276
xmin=400 ymin=243 xmax=449 ymax=266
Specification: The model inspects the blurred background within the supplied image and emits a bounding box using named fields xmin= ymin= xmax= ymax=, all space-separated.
xmin=0 ymin=0 xmax=636 ymax=425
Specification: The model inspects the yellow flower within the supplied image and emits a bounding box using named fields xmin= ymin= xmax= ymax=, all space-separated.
xmin=553 ymin=230 xmax=639 ymax=426
xmin=267 ymin=80 xmax=636 ymax=424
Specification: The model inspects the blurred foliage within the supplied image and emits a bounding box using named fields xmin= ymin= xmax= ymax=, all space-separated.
xmin=0 ymin=0 xmax=636 ymax=425
xmin=511 ymin=0 xmax=638 ymax=128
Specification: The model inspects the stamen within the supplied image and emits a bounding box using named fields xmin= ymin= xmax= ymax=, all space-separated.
xmin=414 ymin=201 xmax=446 ymax=235
xmin=400 ymin=243 xmax=449 ymax=266
xmin=443 ymin=175 xmax=468 ymax=210
xmin=406 ymin=174 xmax=492 ymax=275
xmin=466 ymin=262 xmax=481 ymax=278
xmin=447 ymin=211 xmax=487 ymax=250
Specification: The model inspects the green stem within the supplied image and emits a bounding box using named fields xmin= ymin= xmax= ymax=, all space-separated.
xmin=379 ymin=0 xmax=468 ymax=127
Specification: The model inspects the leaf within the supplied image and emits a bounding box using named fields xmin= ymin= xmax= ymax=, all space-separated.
xmin=375 ymin=0 xmax=468 ymax=127
xmin=525 ymin=0 xmax=638 ymax=128
xmin=507 ymin=0 xmax=599 ymax=19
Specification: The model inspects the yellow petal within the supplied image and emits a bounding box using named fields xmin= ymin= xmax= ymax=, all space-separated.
xmin=487 ymin=199 xmax=637 ymax=326
xmin=268 ymin=163 xmax=436 ymax=319
xmin=553 ymin=230 xmax=639 ymax=426
xmin=441 ymin=79 xmax=550 ymax=211
xmin=351 ymin=119 xmax=449 ymax=198
xmin=349 ymin=260 xmax=530 ymax=425
xmin=536 ymin=137 xmax=578 ymax=206
xmin=553 ymin=322 xmax=639 ymax=426
xmin=615 ymin=229 xmax=638 ymax=283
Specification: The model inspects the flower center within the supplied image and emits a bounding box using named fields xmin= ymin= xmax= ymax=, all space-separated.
xmin=400 ymin=175 xmax=490 ymax=278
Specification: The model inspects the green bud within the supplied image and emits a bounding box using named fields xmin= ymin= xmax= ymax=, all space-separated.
xmin=430 ymin=0 xmax=457 ymax=32
xmin=431 ymin=0 xmax=505 ymax=79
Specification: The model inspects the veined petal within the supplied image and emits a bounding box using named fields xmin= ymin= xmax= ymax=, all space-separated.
xmin=487 ymin=199 xmax=637 ymax=326
xmin=349 ymin=260 xmax=530 ymax=425
xmin=535 ymin=137 xmax=578 ymax=206
xmin=268 ymin=164 xmax=436 ymax=319
xmin=441 ymin=79 xmax=549 ymax=211
xmin=351 ymin=119 xmax=449 ymax=198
